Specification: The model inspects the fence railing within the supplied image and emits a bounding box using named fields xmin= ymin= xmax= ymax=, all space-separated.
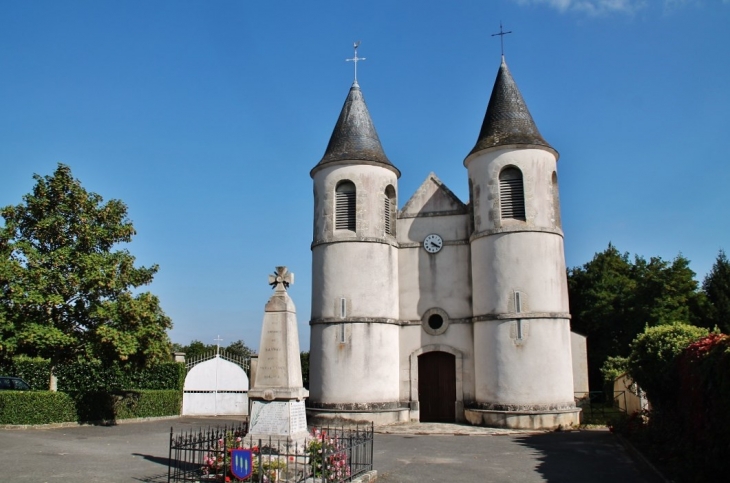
xmin=574 ymin=391 xmax=627 ymax=423
xmin=168 ymin=422 xmax=374 ymax=483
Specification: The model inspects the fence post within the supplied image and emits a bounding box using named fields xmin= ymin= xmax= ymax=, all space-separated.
xmin=167 ymin=427 xmax=173 ymax=483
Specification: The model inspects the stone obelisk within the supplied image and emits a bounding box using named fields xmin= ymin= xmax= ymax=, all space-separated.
xmin=247 ymin=267 xmax=309 ymax=444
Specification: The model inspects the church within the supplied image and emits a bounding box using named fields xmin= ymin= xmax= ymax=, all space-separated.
xmin=306 ymin=53 xmax=587 ymax=430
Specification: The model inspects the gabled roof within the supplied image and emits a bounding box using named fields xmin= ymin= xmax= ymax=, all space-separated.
xmin=467 ymin=57 xmax=555 ymax=158
xmin=312 ymin=81 xmax=399 ymax=177
xmin=400 ymin=172 xmax=468 ymax=218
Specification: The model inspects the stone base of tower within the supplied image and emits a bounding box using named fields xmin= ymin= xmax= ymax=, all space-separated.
xmin=464 ymin=407 xmax=581 ymax=430
xmin=307 ymin=404 xmax=410 ymax=426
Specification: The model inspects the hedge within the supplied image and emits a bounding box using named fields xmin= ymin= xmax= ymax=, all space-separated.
xmin=0 ymin=389 xmax=182 ymax=425
xmin=0 ymin=391 xmax=76 ymax=425
xmin=70 ymin=390 xmax=182 ymax=422
xmin=1 ymin=358 xmax=186 ymax=392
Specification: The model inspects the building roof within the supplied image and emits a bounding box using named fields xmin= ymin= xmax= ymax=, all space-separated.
xmin=312 ymin=81 xmax=399 ymax=177
xmin=468 ymin=57 xmax=555 ymax=157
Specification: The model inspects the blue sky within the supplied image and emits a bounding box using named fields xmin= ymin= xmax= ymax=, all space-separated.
xmin=1 ymin=1 xmax=728 ymax=351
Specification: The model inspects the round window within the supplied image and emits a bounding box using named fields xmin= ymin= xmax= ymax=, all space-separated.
xmin=428 ymin=314 xmax=443 ymax=330
xmin=421 ymin=308 xmax=450 ymax=336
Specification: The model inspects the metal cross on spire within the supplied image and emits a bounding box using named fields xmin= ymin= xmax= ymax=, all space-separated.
xmin=346 ymin=41 xmax=366 ymax=83
xmin=491 ymin=22 xmax=513 ymax=57
xmin=214 ymin=335 xmax=223 ymax=356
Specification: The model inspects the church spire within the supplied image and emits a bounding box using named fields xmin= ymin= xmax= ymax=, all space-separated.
xmin=313 ymin=81 xmax=398 ymax=175
xmin=468 ymin=57 xmax=555 ymax=158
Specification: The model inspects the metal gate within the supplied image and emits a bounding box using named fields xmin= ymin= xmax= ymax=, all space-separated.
xmin=182 ymin=351 xmax=250 ymax=416
xmin=418 ymin=351 xmax=456 ymax=422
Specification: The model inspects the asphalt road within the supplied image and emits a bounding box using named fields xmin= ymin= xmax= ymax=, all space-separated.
xmin=0 ymin=417 xmax=658 ymax=482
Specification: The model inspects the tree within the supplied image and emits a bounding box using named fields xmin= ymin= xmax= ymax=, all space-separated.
xmin=225 ymin=340 xmax=254 ymax=359
xmin=0 ymin=164 xmax=172 ymax=388
xmin=300 ymin=351 xmax=309 ymax=389
xmin=173 ymin=339 xmax=254 ymax=360
xmin=703 ymin=249 xmax=730 ymax=333
xmin=568 ymin=243 xmax=704 ymax=390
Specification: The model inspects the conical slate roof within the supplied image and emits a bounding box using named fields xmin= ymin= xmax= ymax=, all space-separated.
xmin=313 ymin=81 xmax=398 ymax=176
xmin=468 ymin=57 xmax=554 ymax=157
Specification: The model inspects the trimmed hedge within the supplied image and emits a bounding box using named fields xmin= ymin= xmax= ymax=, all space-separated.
xmin=1 ymin=358 xmax=186 ymax=392
xmin=0 ymin=391 xmax=76 ymax=425
xmin=0 ymin=389 xmax=182 ymax=425
xmin=114 ymin=390 xmax=182 ymax=419
xmin=1 ymin=356 xmax=50 ymax=390
xmin=70 ymin=389 xmax=182 ymax=421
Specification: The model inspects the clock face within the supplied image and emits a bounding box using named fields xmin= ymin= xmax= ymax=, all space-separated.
xmin=423 ymin=234 xmax=443 ymax=254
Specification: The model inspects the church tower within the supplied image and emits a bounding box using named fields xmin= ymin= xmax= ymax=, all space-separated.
xmin=463 ymin=57 xmax=580 ymax=428
xmin=308 ymin=78 xmax=404 ymax=424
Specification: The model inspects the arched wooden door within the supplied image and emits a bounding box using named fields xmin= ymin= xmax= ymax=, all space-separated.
xmin=418 ymin=351 xmax=456 ymax=422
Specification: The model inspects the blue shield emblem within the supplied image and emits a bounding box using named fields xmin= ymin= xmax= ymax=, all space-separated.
xmin=230 ymin=448 xmax=253 ymax=480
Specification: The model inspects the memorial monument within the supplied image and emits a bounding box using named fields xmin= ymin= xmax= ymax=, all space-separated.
xmin=247 ymin=266 xmax=309 ymax=444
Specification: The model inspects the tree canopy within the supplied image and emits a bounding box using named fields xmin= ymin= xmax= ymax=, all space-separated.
xmin=0 ymin=164 xmax=172 ymax=380
xmin=568 ymin=243 xmax=706 ymax=390
xmin=172 ymin=339 xmax=255 ymax=360
xmin=703 ymin=249 xmax=730 ymax=333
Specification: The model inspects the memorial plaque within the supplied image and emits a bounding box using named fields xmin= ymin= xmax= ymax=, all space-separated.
xmin=289 ymin=400 xmax=307 ymax=434
xmin=250 ymin=401 xmax=291 ymax=435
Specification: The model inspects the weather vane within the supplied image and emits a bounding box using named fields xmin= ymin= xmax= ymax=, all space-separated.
xmin=491 ymin=22 xmax=512 ymax=57
xmin=346 ymin=41 xmax=366 ymax=83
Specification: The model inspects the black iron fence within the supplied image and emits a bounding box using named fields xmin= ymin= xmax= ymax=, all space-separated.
xmin=168 ymin=422 xmax=374 ymax=483
xmin=574 ymin=391 xmax=627 ymax=423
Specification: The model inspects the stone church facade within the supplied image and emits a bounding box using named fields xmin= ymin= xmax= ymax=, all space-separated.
xmin=307 ymin=56 xmax=585 ymax=429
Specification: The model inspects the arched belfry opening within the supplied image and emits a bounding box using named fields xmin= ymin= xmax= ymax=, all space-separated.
xmin=335 ymin=181 xmax=356 ymax=232
xmin=499 ymin=167 xmax=526 ymax=221
xmin=384 ymin=184 xmax=396 ymax=236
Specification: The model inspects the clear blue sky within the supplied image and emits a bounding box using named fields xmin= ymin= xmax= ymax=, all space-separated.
xmin=2 ymin=1 xmax=728 ymax=352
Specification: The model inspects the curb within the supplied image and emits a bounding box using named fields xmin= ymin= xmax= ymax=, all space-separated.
xmin=352 ymin=470 xmax=377 ymax=482
xmin=615 ymin=434 xmax=671 ymax=483
xmin=0 ymin=414 xmax=181 ymax=430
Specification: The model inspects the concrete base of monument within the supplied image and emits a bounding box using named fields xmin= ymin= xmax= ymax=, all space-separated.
xmin=248 ymin=400 xmax=310 ymax=445
xmin=464 ymin=407 xmax=582 ymax=430
xmin=307 ymin=408 xmax=410 ymax=426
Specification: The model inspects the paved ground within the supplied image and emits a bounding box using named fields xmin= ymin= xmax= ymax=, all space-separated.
xmin=0 ymin=417 xmax=660 ymax=482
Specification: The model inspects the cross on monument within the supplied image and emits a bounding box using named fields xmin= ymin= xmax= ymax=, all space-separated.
xmin=214 ymin=335 xmax=223 ymax=356
xmin=491 ymin=21 xmax=513 ymax=57
xmin=346 ymin=41 xmax=366 ymax=83
xmin=268 ymin=266 xmax=294 ymax=292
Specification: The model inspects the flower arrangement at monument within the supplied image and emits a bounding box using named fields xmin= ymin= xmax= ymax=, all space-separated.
xmin=200 ymin=431 xmax=295 ymax=482
xmin=305 ymin=429 xmax=351 ymax=482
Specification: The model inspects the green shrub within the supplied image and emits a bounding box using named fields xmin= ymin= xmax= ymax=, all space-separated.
xmin=113 ymin=390 xmax=182 ymax=419
xmin=7 ymin=356 xmax=51 ymax=390
xmin=69 ymin=389 xmax=182 ymax=421
xmin=0 ymin=391 xmax=76 ymax=425
xmin=627 ymin=323 xmax=707 ymax=410
xmin=3 ymin=358 xmax=185 ymax=392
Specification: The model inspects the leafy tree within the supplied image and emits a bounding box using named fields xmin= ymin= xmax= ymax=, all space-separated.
xmin=0 ymin=164 xmax=172 ymax=388
xmin=702 ymin=249 xmax=730 ymax=333
xmin=568 ymin=243 xmax=704 ymax=390
xmin=300 ymin=351 xmax=309 ymax=389
xmin=225 ymin=340 xmax=254 ymax=359
xmin=173 ymin=339 xmax=254 ymax=360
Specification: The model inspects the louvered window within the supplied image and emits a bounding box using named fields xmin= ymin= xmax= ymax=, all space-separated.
xmin=384 ymin=185 xmax=396 ymax=237
xmin=335 ymin=181 xmax=356 ymax=231
xmin=499 ymin=167 xmax=526 ymax=221
xmin=384 ymin=196 xmax=392 ymax=235
xmin=551 ymin=171 xmax=561 ymax=228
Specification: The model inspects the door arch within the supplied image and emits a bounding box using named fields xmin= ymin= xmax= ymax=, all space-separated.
xmin=410 ymin=345 xmax=464 ymax=422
